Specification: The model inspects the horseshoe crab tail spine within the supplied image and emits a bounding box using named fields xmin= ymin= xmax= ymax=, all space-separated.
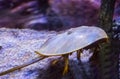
xmin=35 ymin=51 xmax=45 ymax=56
xmin=0 ymin=56 xmax=46 ymax=76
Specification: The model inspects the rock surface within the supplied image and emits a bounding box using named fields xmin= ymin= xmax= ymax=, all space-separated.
xmin=0 ymin=0 xmax=120 ymax=31
xmin=0 ymin=28 xmax=93 ymax=79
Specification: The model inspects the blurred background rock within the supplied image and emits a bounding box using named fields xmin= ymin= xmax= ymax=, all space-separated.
xmin=0 ymin=0 xmax=119 ymax=31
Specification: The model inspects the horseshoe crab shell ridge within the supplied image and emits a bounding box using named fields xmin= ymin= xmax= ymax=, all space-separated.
xmin=36 ymin=26 xmax=108 ymax=56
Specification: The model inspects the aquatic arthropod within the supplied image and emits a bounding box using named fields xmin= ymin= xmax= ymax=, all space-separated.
xmin=0 ymin=26 xmax=108 ymax=76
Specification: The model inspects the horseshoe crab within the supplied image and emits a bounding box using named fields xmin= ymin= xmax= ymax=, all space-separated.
xmin=0 ymin=26 xmax=108 ymax=76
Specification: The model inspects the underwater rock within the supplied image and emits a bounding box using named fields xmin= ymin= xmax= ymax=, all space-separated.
xmin=0 ymin=0 xmax=99 ymax=30
xmin=115 ymin=0 xmax=120 ymax=16
xmin=0 ymin=11 xmax=63 ymax=31
xmin=49 ymin=0 xmax=100 ymax=27
xmin=24 ymin=13 xmax=63 ymax=31
xmin=10 ymin=1 xmax=38 ymax=15
xmin=0 ymin=0 xmax=120 ymax=31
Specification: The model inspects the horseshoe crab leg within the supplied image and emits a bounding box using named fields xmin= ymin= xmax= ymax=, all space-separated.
xmin=62 ymin=54 xmax=69 ymax=75
xmin=51 ymin=57 xmax=62 ymax=65
xmin=0 ymin=56 xmax=46 ymax=76
xmin=77 ymin=49 xmax=82 ymax=60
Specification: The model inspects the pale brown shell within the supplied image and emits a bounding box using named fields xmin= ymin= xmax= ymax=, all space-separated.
xmin=36 ymin=26 xmax=108 ymax=56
